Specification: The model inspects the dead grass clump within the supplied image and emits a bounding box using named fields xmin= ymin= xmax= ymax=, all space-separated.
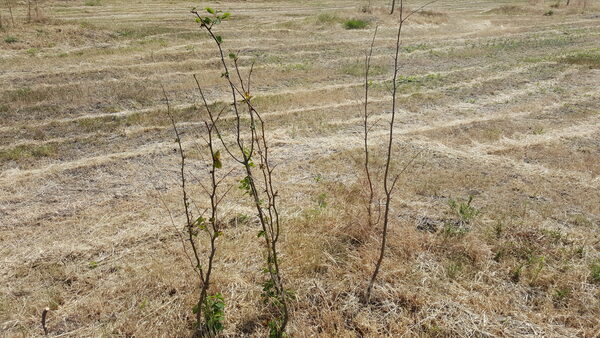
xmin=283 ymin=215 xmax=339 ymax=277
xmin=411 ymin=10 xmax=449 ymax=24
xmin=485 ymin=5 xmax=537 ymax=16
xmin=441 ymin=232 xmax=492 ymax=267
xmin=328 ymin=182 xmax=374 ymax=246
xmin=314 ymin=13 xmax=342 ymax=26
xmin=563 ymin=0 xmax=593 ymax=8
xmin=491 ymin=137 xmax=600 ymax=178
xmin=284 ymin=220 xmax=427 ymax=335
xmin=531 ymin=0 xmax=594 ymax=13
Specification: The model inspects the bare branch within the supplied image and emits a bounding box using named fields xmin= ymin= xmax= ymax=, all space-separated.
xmin=363 ymin=26 xmax=379 ymax=229
xmin=401 ymin=0 xmax=440 ymax=23
xmin=366 ymin=0 xmax=430 ymax=303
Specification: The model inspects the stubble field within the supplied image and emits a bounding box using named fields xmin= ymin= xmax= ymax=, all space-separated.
xmin=1 ymin=0 xmax=600 ymax=336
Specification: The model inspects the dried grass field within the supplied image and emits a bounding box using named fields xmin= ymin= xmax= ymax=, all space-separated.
xmin=1 ymin=0 xmax=600 ymax=336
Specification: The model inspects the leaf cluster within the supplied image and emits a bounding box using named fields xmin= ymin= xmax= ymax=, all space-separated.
xmin=193 ymin=7 xmax=231 ymax=33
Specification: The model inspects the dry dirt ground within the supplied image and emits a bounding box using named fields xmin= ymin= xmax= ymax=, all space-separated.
xmin=1 ymin=0 xmax=600 ymax=336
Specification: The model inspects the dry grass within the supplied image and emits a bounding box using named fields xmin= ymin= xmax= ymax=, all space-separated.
xmin=485 ymin=5 xmax=540 ymax=16
xmin=1 ymin=0 xmax=600 ymax=336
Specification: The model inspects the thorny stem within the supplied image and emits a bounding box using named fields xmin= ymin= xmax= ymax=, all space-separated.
xmin=162 ymin=86 xmax=204 ymax=327
xmin=163 ymin=83 xmax=227 ymax=334
xmin=198 ymin=120 xmax=220 ymax=335
xmin=192 ymin=10 xmax=289 ymax=334
xmin=163 ymin=85 xmax=204 ymax=282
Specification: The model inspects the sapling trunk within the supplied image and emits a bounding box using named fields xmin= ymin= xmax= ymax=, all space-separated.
xmin=365 ymin=0 xmax=405 ymax=303
xmin=365 ymin=0 xmax=438 ymax=303
xmin=363 ymin=26 xmax=379 ymax=230
xmin=8 ymin=1 xmax=15 ymax=26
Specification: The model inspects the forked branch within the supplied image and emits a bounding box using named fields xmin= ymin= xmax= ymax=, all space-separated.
xmin=163 ymin=84 xmax=228 ymax=335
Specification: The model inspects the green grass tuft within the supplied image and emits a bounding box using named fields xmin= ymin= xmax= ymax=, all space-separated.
xmin=84 ymin=0 xmax=102 ymax=6
xmin=591 ymin=261 xmax=600 ymax=284
xmin=0 ymin=144 xmax=57 ymax=161
xmin=340 ymin=62 xmax=385 ymax=77
xmin=561 ymin=51 xmax=600 ymax=69
xmin=344 ymin=19 xmax=368 ymax=30
xmin=4 ymin=36 xmax=18 ymax=43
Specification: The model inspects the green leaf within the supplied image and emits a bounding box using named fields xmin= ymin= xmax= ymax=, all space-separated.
xmin=192 ymin=303 xmax=200 ymax=314
xmin=221 ymin=12 xmax=231 ymax=19
xmin=194 ymin=217 xmax=207 ymax=231
xmin=203 ymin=293 xmax=225 ymax=333
xmin=228 ymin=52 xmax=237 ymax=59
xmin=195 ymin=18 xmax=201 ymax=23
xmin=239 ymin=176 xmax=252 ymax=194
xmin=205 ymin=7 xmax=215 ymax=14
xmin=213 ymin=150 xmax=222 ymax=169
xmin=242 ymin=148 xmax=254 ymax=166
xmin=215 ymin=35 xmax=223 ymax=43
xmin=257 ymin=230 xmax=265 ymax=238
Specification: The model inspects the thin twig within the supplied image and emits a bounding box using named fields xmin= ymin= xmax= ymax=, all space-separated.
xmin=41 ymin=307 xmax=49 ymax=336
xmin=363 ymin=26 xmax=379 ymax=229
